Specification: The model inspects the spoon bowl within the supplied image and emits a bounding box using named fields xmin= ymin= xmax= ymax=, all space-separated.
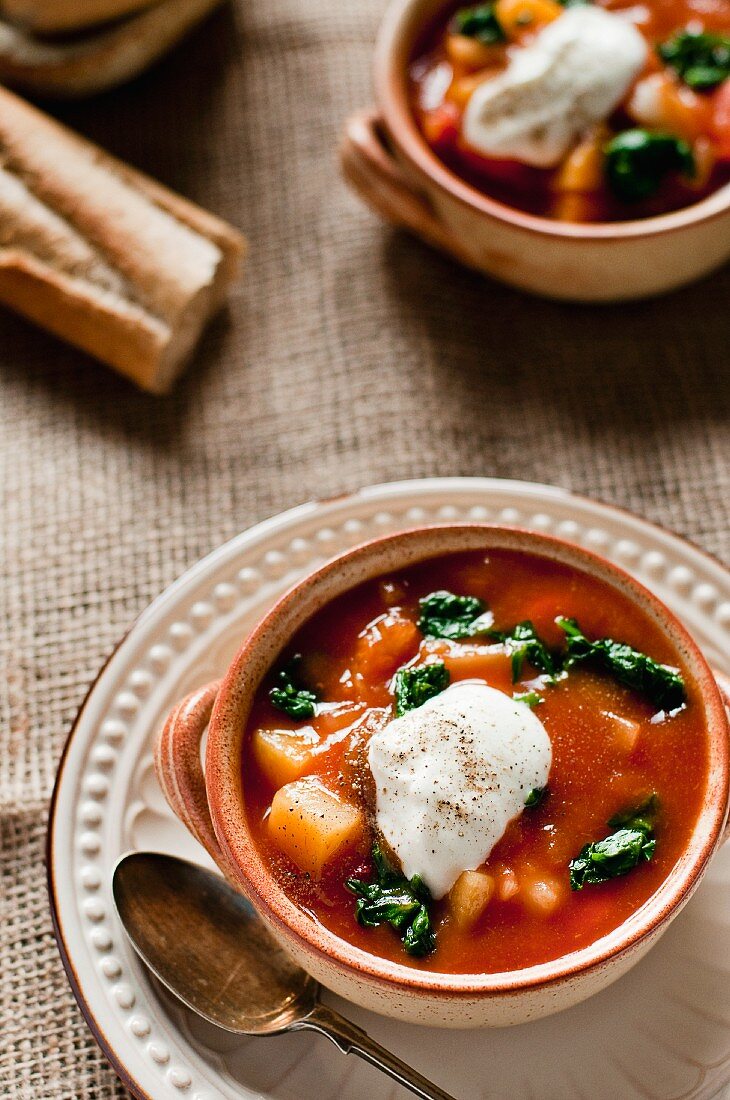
xmin=112 ymin=851 xmax=316 ymax=1035
xmin=112 ymin=851 xmax=457 ymax=1100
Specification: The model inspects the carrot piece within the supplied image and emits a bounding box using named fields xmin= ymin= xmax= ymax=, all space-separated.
xmin=629 ymin=73 xmax=713 ymax=143
xmin=251 ymin=726 xmax=320 ymax=787
xmin=445 ymin=32 xmax=505 ymax=73
xmin=353 ymin=611 xmax=420 ymax=680
xmin=494 ymin=0 xmax=562 ymax=41
xmin=553 ymin=133 xmax=606 ymax=193
xmin=550 ymin=192 xmax=598 ymax=223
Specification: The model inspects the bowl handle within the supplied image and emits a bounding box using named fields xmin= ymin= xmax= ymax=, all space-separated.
xmin=154 ymin=681 xmax=229 ymax=867
xmin=340 ymin=108 xmax=468 ymax=261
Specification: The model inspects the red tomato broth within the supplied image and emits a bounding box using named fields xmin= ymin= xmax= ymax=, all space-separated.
xmin=409 ymin=0 xmax=730 ymax=222
xmin=241 ymin=549 xmax=708 ymax=974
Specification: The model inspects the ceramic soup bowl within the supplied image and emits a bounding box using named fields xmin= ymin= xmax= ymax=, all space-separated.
xmin=340 ymin=0 xmax=730 ymax=301
xmin=155 ymin=525 xmax=730 ymax=1027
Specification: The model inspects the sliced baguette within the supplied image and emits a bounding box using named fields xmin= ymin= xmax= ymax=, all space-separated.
xmin=0 ymin=0 xmax=225 ymax=99
xmin=1 ymin=0 xmax=158 ymax=34
xmin=0 ymin=87 xmax=246 ymax=392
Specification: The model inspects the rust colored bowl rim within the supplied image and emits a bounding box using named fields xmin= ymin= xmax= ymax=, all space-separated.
xmin=373 ymin=0 xmax=730 ymax=243
xmin=204 ymin=524 xmax=729 ymax=998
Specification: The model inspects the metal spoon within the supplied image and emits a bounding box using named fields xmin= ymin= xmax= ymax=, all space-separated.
xmin=112 ymin=852 xmax=457 ymax=1100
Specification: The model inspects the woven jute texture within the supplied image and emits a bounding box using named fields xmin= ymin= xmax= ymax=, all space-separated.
xmin=0 ymin=0 xmax=728 ymax=1095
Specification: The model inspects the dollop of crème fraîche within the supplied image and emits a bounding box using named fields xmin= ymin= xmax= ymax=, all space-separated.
xmin=367 ymin=681 xmax=552 ymax=899
xmin=462 ymin=6 xmax=648 ymax=167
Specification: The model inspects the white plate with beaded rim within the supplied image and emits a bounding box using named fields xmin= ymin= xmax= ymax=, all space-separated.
xmin=48 ymin=477 xmax=730 ymax=1100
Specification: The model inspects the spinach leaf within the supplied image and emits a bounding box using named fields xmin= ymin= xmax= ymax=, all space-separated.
xmin=514 ymin=690 xmax=543 ymax=708
xmin=659 ymin=29 xmax=730 ymax=90
xmin=450 ymin=3 xmax=506 ymax=44
xmin=608 ymin=793 xmax=660 ymax=833
xmin=346 ymin=845 xmax=436 ymax=957
xmin=604 ymin=129 xmax=695 ymax=202
xmin=569 ymin=797 xmax=658 ymax=890
xmin=393 ymin=661 xmax=450 ymax=716
xmin=525 ymin=786 xmax=548 ymax=808
xmin=269 ymin=655 xmax=318 ymax=719
xmin=556 ymin=617 xmax=685 ymax=711
xmin=490 ymin=621 xmax=557 ymax=682
xmin=417 ymin=590 xmax=493 ymax=640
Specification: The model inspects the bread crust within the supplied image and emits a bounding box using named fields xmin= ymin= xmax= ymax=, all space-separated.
xmin=0 ymin=0 xmax=226 ymax=99
xmin=1 ymin=0 xmax=158 ymax=34
xmin=0 ymin=86 xmax=246 ymax=392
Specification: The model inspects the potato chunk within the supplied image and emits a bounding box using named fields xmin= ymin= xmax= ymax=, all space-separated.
xmin=353 ymin=611 xmax=420 ymax=680
xmin=268 ymin=777 xmax=364 ymax=879
xmin=520 ymin=871 xmax=565 ymax=917
xmin=251 ymin=726 xmax=320 ymax=788
xmin=449 ymin=870 xmax=495 ymax=929
xmin=602 ymin=711 xmax=641 ymax=754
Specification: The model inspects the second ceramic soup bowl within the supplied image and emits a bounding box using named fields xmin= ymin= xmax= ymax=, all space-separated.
xmin=155 ymin=525 xmax=729 ymax=1027
xmin=340 ymin=0 xmax=730 ymax=301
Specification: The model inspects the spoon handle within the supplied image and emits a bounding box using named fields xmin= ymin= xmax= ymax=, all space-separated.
xmin=293 ymin=1003 xmax=459 ymax=1100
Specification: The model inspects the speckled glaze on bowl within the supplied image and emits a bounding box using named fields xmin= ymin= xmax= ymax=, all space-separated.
xmin=155 ymin=525 xmax=730 ymax=1027
xmin=339 ymin=0 xmax=730 ymax=301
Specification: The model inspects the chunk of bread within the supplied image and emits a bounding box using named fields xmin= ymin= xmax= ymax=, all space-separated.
xmin=268 ymin=777 xmax=364 ymax=880
xmin=0 ymin=86 xmax=245 ymax=392
xmin=1 ymin=0 xmax=158 ymax=34
xmin=0 ymin=0 xmax=225 ymax=99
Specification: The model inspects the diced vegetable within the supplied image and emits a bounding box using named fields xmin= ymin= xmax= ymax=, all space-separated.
xmin=269 ymin=656 xmax=318 ymax=719
xmin=687 ymin=136 xmax=716 ymax=189
xmin=659 ymin=30 xmax=730 ymax=92
xmin=251 ymin=726 xmax=320 ymax=787
xmin=417 ymin=590 xmax=493 ymax=640
xmin=553 ymin=132 xmax=605 ymax=192
xmin=569 ymin=796 xmax=658 ymax=890
xmin=603 ymin=129 xmax=695 ymax=202
xmin=557 ymin=617 xmax=686 ymax=711
xmin=449 ymin=3 xmax=506 ymax=45
xmin=496 ymin=865 xmax=519 ymax=900
xmin=494 ymin=0 xmax=562 ymax=39
xmin=449 ymin=869 xmax=495 ymax=928
xmin=446 ymin=32 xmax=505 ymax=71
xmin=392 ymin=660 xmax=450 ymax=716
xmin=603 ymin=711 xmax=642 ymax=754
xmin=354 ymin=611 xmax=420 ymax=680
xmin=524 ymin=785 xmax=548 ymax=808
xmin=520 ymin=873 xmax=564 ymax=915
xmin=268 ymin=777 xmax=364 ymax=879
xmin=424 ymin=636 xmax=509 ymax=671
xmin=514 ymin=690 xmax=543 ymax=707
xmin=608 ymin=793 xmax=659 ymax=833
xmin=346 ymin=845 xmax=436 ymax=957
xmin=550 ymin=192 xmax=599 ymax=222
xmin=421 ymin=102 xmax=461 ymax=150
xmin=628 ymin=74 xmax=711 ymax=143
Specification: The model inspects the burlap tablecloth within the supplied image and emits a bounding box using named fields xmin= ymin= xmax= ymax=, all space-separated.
xmin=0 ymin=0 xmax=728 ymax=1095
